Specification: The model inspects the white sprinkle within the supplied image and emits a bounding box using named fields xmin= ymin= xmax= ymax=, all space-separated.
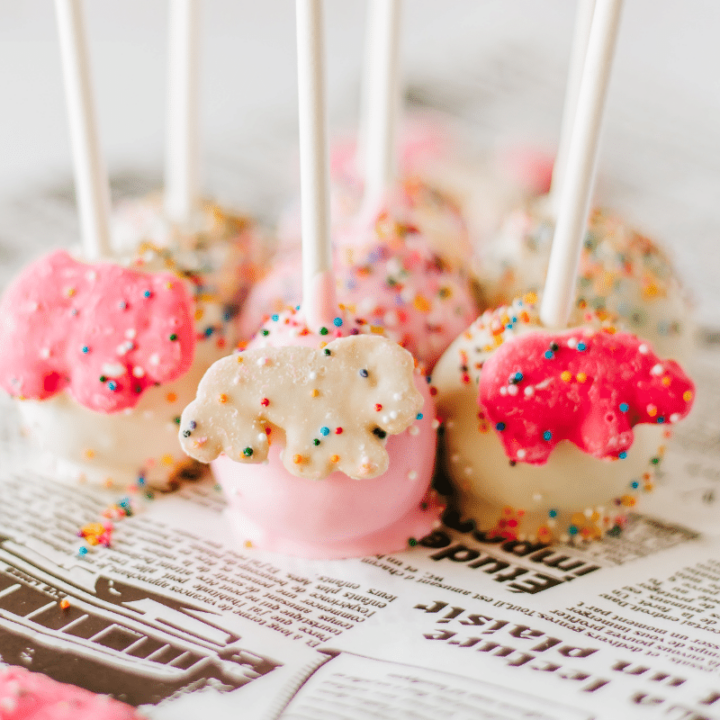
xmin=85 ymin=270 xmax=97 ymax=282
xmin=524 ymin=386 xmax=534 ymax=397
xmin=638 ymin=344 xmax=649 ymax=354
xmin=409 ymin=425 xmax=420 ymax=436
xmin=383 ymin=311 xmax=399 ymax=327
xmin=382 ymin=415 xmax=389 ymax=424
xmin=132 ymin=366 xmax=145 ymax=378
xmin=548 ymin=519 xmax=557 ymax=528
xmin=389 ymin=410 xmax=398 ymax=420
xmin=408 ymin=470 xmax=418 ymax=480
xmin=102 ymin=362 xmax=126 ymax=378
xmin=400 ymin=287 xmax=414 ymax=303
xmin=308 ymin=371 xmax=317 ymax=380
xmin=517 ymin=449 xmax=526 ymax=459
xmin=500 ymin=386 xmax=508 ymax=396
xmin=432 ymin=419 xmax=441 ymax=430
xmin=28 ymin=301 xmax=39 ymax=312
xmin=567 ymin=337 xmax=577 ymax=349
xmin=39 ymin=347 xmax=50 ymax=359
xmin=508 ymin=385 xmax=518 ymax=396
xmin=532 ymin=493 xmax=542 ymax=502
xmin=669 ymin=413 xmax=680 ymax=423
xmin=257 ymin=433 xmax=268 ymax=443
xmin=258 ymin=357 xmax=271 ymax=367
xmin=149 ymin=353 xmax=160 ymax=366
xmin=393 ymin=392 xmax=402 ymax=401
xmin=451 ymin=453 xmax=460 ymax=463
xmin=446 ymin=420 xmax=455 ymax=429
xmin=125 ymin=328 xmax=137 ymax=339
xmin=651 ymin=363 xmax=663 ymax=376
xmin=463 ymin=466 xmax=472 ymax=476
xmin=560 ymin=533 xmax=570 ymax=543
xmin=584 ymin=507 xmax=593 ymax=517
xmin=359 ymin=297 xmax=376 ymax=314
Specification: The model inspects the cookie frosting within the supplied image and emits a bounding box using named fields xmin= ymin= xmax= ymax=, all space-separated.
xmin=0 ymin=250 xmax=195 ymax=413
xmin=0 ymin=665 xmax=145 ymax=719
xmin=479 ymin=329 xmax=695 ymax=464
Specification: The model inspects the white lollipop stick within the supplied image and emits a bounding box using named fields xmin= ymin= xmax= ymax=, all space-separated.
xmin=164 ymin=0 xmax=200 ymax=228
xmin=296 ymin=0 xmax=335 ymax=329
xmin=360 ymin=0 xmax=402 ymax=211
xmin=549 ymin=0 xmax=596 ymax=218
xmin=54 ymin=0 xmax=112 ymax=260
xmin=540 ymin=0 xmax=623 ymax=329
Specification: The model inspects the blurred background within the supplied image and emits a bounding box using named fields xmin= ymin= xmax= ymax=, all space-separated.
xmin=0 ymin=0 xmax=718 ymax=327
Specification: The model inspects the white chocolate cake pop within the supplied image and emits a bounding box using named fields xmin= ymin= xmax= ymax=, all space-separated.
xmin=0 ymin=225 xmax=259 ymax=488
xmin=180 ymin=306 xmax=443 ymax=558
xmin=477 ymin=205 xmax=694 ymax=360
xmin=431 ymin=295 xmax=695 ymax=543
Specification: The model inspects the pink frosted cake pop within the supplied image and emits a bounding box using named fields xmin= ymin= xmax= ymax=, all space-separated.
xmin=431 ymin=295 xmax=695 ymax=544
xmin=239 ymin=184 xmax=478 ymax=369
xmin=0 ymin=229 xmax=255 ymax=487
xmin=478 ymin=205 xmax=694 ymax=360
xmin=180 ymin=306 xmax=443 ymax=559
xmin=0 ymin=665 xmax=145 ymax=720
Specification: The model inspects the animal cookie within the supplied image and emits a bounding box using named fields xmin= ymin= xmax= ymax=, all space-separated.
xmin=479 ymin=329 xmax=695 ymax=464
xmin=0 ymin=250 xmax=195 ymax=413
xmin=180 ymin=334 xmax=424 ymax=480
xmin=0 ymin=665 xmax=145 ymax=719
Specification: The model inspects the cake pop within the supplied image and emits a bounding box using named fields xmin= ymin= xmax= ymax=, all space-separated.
xmin=179 ymin=0 xmax=442 ymax=558
xmin=0 ymin=0 xmax=260 ymax=488
xmin=477 ymin=204 xmax=694 ymax=361
xmin=432 ymin=295 xmax=694 ymax=543
xmin=239 ymin=186 xmax=477 ymax=368
xmin=435 ymin=0 xmax=695 ymax=543
xmin=0 ymin=238 xmax=253 ymax=487
xmin=181 ymin=307 xmax=441 ymax=558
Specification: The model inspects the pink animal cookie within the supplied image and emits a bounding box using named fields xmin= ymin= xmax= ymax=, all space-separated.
xmin=180 ymin=334 xmax=424 ymax=480
xmin=479 ymin=330 xmax=695 ymax=464
xmin=0 ymin=250 xmax=195 ymax=413
xmin=0 ymin=665 xmax=145 ymax=719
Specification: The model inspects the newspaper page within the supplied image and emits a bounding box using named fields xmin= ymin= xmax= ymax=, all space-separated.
xmin=0 ymin=336 xmax=718 ymax=720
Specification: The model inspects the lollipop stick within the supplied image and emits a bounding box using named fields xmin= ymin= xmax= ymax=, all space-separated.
xmin=549 ymin=0 xmax=596 ymax=218
xmin=164 ymin=0 xmax=200 ymax=228
xmin=55 ymin=0 xmax=112 ymax=260
xmin=540 ymin=0 xmax=623 ymax=329
xmin=361 ymin=0 xmax=402 ymax=211
xmin=297 ymin=0 xmax=335 ymax=329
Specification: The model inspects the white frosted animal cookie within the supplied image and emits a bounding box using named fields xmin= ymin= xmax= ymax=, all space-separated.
xmin=180 ymin=334 xmax=423 ymax=480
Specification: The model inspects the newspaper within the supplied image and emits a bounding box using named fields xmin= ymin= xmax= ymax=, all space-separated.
xmin=0 ymin=336 xmax=718 ymax=720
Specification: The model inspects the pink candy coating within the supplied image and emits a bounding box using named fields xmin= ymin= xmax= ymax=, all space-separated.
xmin=0 ymin=666 xmax=145 ymax=720
xmin=0 ymin=250 xmax=195 ymax=413
xmin=479 ymin=330 xmax=695 ymax=464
